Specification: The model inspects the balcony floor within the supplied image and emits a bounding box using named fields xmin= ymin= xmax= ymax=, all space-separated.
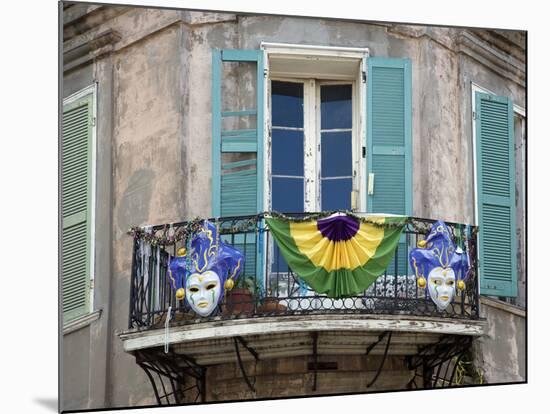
xmin=119 ymin=313 xmax=485 ymax=365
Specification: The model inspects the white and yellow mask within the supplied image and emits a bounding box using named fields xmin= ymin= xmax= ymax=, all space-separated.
xmin=427 ymin=267 xmax=456 ymax=310
xmin=185 ymin=271 xmax=222 ymax=317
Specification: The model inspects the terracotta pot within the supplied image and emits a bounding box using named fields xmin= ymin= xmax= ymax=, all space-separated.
xmin=223 ymin=288 xmax=255 ymax=315
xmin=257 ymin=297 xmax=287 ymax=314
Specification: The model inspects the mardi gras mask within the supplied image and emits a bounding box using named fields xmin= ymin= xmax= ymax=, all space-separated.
xmin=427 ymin=267 xmax=456 ymax=310
xmin=168 ymin=221 xmax=244 ymax=317
xmin=409 ymin=220 xmax=470 ymax=310
xmin=186 ymin=270 xmax=222 ymax=317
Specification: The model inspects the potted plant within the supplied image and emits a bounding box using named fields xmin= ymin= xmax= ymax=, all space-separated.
xmin=257 ymin=275 xmax=287 ymax=314
xmin=223 ymin=276 xmax=256 ymax=315
xmin=257 ymin=297 xmax=287 ymax=314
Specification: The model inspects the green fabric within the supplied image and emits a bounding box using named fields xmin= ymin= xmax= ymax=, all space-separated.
xmin=266 ymin=216 xmax=407 ymax=298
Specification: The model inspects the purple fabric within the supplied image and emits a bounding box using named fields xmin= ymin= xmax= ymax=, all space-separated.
xmin=317 ymin=215 xmax=360 ymax=242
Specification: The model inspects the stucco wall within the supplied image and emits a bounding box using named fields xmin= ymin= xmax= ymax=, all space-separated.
xmin=62 ymin=52 xmax=112 ymax=411
xmin=474 ymin=299 xmax=526 ymax=382
xmin=108 ymin=22 xmax=187 ymax=408
xmin=183 ymin=15 xmax=469 ymax=223
xmin=202 ymin=355 xmax=413 ymax=402
xmin=458 ymin=51 xmax=525 ymax=226
xmin=63 ymin=326 xmax=91 ymax=409
xmin=62 ymin=5 xmax=525 ymax=409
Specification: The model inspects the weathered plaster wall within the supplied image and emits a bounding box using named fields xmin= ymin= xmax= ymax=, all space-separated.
xmin=62 ymin=56 xmax=112 ymax=411
xmin=62 ymin=6 xmax=192 ymax=409
xmin=184 ymin=15 xmax=468 ymax=222
xmin=89 ymin=46 xmax=115 ymax=410
xmin=63 ymin=64 xmax=93 ymax=97
xmin=415 ymin=32 xmax=464 ymax=223
xmin=474 ymin=300 xmax=526 ymax=382
xmin=180 ymin=18 xmax=239 ymax=218
xmin=458 ymin=52 xmax=525 ymax=225
xmin=63 ymin=326 xmax=91 ymax=409
xmin=108 ymin=22 xmax=187 ymax=407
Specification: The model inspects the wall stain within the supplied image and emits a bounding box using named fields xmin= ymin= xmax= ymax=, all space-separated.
xmin=117 ymin=168 xmax=155 ymax=232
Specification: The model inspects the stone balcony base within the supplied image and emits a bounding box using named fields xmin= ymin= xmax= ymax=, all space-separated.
xmin=119 ymin=314 xmax=485 ymax=365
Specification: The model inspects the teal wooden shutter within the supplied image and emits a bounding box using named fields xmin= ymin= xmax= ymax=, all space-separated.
xmin=212 ymin=49 xmax=264 ymax=217
xmin=212 ymin=49 xmax=265 ymax=285
xmin=62 ymin=93 xmax=93 ymax=322
xmin=476 ymin=92 xmax=517 ymax=297
xmin=367 ymin=57 xmax=412 ymax=274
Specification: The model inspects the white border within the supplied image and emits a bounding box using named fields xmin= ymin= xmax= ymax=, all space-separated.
xmin=4 ymin=0 xmax=550 ymax=414
xmin=8 ymin=1 xmax=542 ymax=413
xmin=62 ymin=83 xmax=97 ymax=317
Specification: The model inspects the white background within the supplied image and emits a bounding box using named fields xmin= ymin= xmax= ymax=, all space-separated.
xmin=0 ymin=0 xmax=546 ymax=413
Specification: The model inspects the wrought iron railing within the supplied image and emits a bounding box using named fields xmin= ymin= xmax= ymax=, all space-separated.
xmin=128 ymin=213 xmax=479 ymax=329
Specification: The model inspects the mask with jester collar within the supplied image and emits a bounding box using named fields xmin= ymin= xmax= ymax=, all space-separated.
xmin=168 ymin=221 xmax=244 ymax=317
xmin=409 ymin=220 xmax=470 ymax=310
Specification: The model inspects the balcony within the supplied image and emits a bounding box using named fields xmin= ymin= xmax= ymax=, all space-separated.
xmin=119 ymin=213 xmax=484 ymax=404
xmin=126 ymin=213 xmax=480 ymax=327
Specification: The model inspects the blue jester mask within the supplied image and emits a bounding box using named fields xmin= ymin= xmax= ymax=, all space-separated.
xmin=409 ymin=220 xmax=470 ymax=310
xmin=168 ymin=221 xmax=244 ymax=317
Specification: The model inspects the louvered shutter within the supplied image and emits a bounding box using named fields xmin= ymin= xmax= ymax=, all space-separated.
xmin=367 ymin=57 xmax=412 ymax=274
xmin=476 ymin=92 xmax=517 ymax=297
xmin=62 ymin=94 xmax=93 ymax=322
xmin=212 ymin=49 xmax=264 ymax=217
xmin=212 ymin=49 xmax=265 ymax=283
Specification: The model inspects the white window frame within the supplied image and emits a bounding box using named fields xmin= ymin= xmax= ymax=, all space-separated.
xmin=267 ymin=77 xmax=311 ymax=210
xmin=316 ymin=79 xmax=359 ymax=211
xmin=261 ymin=42 xmax=369 ymax=213
xmin=62 ymin=83 xmax=97 ymax=323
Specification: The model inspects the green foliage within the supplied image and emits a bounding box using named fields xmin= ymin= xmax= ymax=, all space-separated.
xmin=453 ymin=354 xmax=484 ymax=385
xmin=235 ymin=275 xmax=256 ymax=291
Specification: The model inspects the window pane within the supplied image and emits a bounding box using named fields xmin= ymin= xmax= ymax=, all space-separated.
xmin=322 ymin=178 xmax=352 ymax=211
xmin=272 ymin=177 xmax=304 ymax=213
xmin=272 ymin=81 xmax=304 ymax=128
xmin=271 ymin=244 xmax=290 ymax=275
xmin=321 ymin=84 xmax=352 ymax=130
xmin=222 ymin=61 xmax=256 ymax=113
xmin=321 ymin=131 xmax=352 ymax=177
xmin=272 ymin=129 xmax=304 ymax=176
